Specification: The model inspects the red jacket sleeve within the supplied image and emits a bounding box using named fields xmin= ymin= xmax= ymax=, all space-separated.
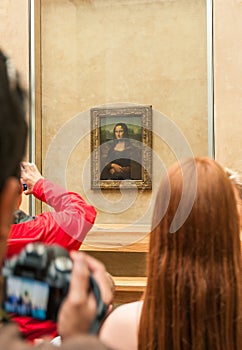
xmin=7 ymin=178 xmax=96 ymax=257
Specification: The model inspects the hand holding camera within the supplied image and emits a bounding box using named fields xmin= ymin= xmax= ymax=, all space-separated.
xmin=58 ymin=250 xmax=113 ymax=338
xmin=2 ymin=243 xmax=113 ymax=336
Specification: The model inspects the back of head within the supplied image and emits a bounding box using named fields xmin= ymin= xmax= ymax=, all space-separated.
xmin=0 ymin=50 xmax=27 ymax=192
xmin=139 ymin=157 xmax=241 ymax=350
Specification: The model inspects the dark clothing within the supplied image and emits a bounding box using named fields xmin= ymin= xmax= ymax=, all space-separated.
xmin=13 ymin=210 xmax=34 ymax=224
xmin=101 ymin=141 xmax=141 ymax=180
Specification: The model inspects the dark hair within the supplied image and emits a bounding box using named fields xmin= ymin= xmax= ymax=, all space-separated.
xmin=0 ymin=50 xmax=28 ymax=192
xmin=112 ymin=123 xmax=129 ymax=139
xmin=138 ymin=157 xmax=241 ymax=350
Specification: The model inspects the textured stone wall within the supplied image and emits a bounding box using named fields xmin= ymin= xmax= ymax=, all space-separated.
xmin=1 ymin=0 xmax=241 ymax=245
xmin=214 ymin=0 xmax=242 ymax=172
xmin=0 ymin=0 xmax=29 ymax=212
xmin=40 ymin=0 xmax=208 ymax=235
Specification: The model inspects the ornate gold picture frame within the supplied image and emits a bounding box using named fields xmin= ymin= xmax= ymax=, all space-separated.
xmin=91 ymin=105 xmax=152 ymax=190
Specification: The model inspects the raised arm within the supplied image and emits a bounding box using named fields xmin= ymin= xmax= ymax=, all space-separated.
xmin=7 ymin=163 xmax=96 ymax=257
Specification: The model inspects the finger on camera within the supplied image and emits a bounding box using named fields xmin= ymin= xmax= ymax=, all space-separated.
xmin=68 ymin=251 xmax=91 ymax=304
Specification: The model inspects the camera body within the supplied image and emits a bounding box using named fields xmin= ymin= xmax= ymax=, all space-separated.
xmin=2 ymin=243 xmax=72 ymax=321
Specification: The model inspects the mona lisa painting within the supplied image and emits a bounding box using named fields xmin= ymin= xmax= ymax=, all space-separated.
xmin=91 ymin=105 xmax=152 ymax=190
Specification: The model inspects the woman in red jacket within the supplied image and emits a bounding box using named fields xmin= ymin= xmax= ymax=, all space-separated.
xmin=7 ymin=162 xmax=96 ymax=257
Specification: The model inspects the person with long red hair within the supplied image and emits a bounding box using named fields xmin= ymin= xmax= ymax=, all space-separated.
xmin=100 ymin=157 xmax=241 ymax=350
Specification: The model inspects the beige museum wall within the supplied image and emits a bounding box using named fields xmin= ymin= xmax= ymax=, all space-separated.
xmin=214 ymin=0 xmax=242 ymax=172
xmin=0 ymin=0 xmax=29 ymax=212
xmin=40 ymin=0 xmax=208 ymax=237
xmin=0 ymin=0 xmax=29 ymax=87
xmin=0 ymin=1 xmax=241 ymax=239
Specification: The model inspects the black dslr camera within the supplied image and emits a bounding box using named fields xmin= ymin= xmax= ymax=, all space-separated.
xmin=2 ymin=242 xmax=109 ymax=333
xmin=2 ymin=243 xmax=73 ymax=321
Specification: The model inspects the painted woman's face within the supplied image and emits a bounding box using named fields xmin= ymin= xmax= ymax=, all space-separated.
xmin=114 ymin=125 xmax=125 ymax=139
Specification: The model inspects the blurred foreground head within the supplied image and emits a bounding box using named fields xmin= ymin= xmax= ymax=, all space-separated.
xmin=0 ymin=49 xmax=27 ymax=261
xmin=0 ymin=49 xmax=27 ymax=192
